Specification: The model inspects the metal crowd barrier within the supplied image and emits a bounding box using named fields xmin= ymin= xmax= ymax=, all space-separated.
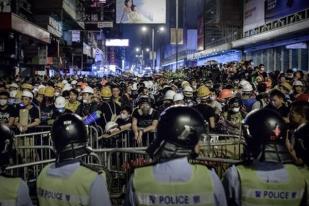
xmin=9 ymin=126 xmax=245 ymax=204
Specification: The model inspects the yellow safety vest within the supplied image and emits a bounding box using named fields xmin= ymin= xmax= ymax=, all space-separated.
xmin=237 ymin=164 xmax=305 ymax=206
xmin=0 ymin=176 xmax=21 ymax=206
xmin=299 ymin=166 xmax=309 ymax=205
xmin=37 ymin=164 xmax=102 ymax=206
xmin=133 ymin=164 xmax=215 ymax=206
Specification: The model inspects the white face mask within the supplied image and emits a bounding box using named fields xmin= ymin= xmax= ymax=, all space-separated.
xmin=9 ymin=90 xmax=17 ymax=98
xmin=210 ymin=96 xmax=216 ymax=101
xmin=0 ymin=99 xmax=8 ymax=106
xmin=54 ymin=92 xmax=60 ymax=97
xmin=232 ymin=107 xmax=240 ymax=113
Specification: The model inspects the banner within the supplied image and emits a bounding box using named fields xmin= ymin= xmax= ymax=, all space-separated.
xmin=243 ymin=0 xmax=265 ymax=32
xmin=265 ymin=0 xmax=309 ymax=21
xmin=116 ymin=0 xmax=166 ymax=24
xmin=170 ymin=28 xmax=183 ymax=45
xmin=197 ymin=15 xmax=204 ymax=51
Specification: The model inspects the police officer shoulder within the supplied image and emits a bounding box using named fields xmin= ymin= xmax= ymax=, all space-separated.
xmin=127 ymin=106 xmax=227 ymax=206
xmin=223 ymin=109 xmax=307 ymax=206
xmin=0 ymin=124 xmax=33 ymax=206
xmin=36 ymin=113 xmax=111 ymax=206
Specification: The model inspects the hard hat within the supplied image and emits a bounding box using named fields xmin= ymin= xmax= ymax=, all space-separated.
xmin=147 ymin=106 xmax=207 ymax=159
xmin=181 ymin=81 xmax=190 ymax=88
xmin=62 ymin=84 xmax=72 ymax=92
xmin=54 ymin=96 xmax=66 ymax=109
xmin=9 ymin=90 xmax=17 ymax=98
xmin=183 ymin=86 xmax=193 ymax=93
xmin=9 ymin=83 xmax=19 ymax=89
xmin=105 ymin=121 xmax=118 ymax=133
xmin=21 ymin=83 xmax=33 ymax=90
xmin=293 ymin=80 xmax=304 ymax=87
xmin=101 ymin=87 xmax=112 ymax=98
xmin=242 ymin=109 xmax=287 ymax=159
xmin=164 ymin=90 xmax=176 ymax=101
xmin=280 ymin=82 xmax=292 ymax=92
xmin=38 ymin=87 xmax=46 ymax=95
xmin=173 ymin=93 xmax=184 ymax=102
xmin=239 ymin=80 xmax=250 ymax=88
xmin=22 ymin=90 xmax=33 ymax=99
xmin=71 ymin=80 xmax=77 ymax=85
xmin=132 ymin=83 xmax=138 ymax=91
xmin=62 ymin=80 xmax=68 ymax=85
xmin=218 ymin=89 xmax=233 ymax=100
xmin=44 ymin=86 xmax=55 ymax=97
xmin=51 ymin=114 xmax=88 ymax=154
xmin=242 ymin=83 xmax=253 ymax=92
xmin=55 ymin=83 xmax=64 ymax=89
xmin=81 ymin=86 xmax=94 ymax=94
xmin=197 ymin=85 xmax=210 ymax=98
xmin=0 ymin=124 xmax=14 ymax=166
xmin=294 ymin=123 xmax=309 ymax=166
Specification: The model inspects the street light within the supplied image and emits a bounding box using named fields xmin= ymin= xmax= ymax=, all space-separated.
xmin=135 ymin=47 xmax=140 ymax=52
xmin=145 ymin=48 xmax=150 ymax=52
xmin=159 ymin=26 xmax=165 ymax=32
xmin=141 ymin=26 xmax=148 ymax=33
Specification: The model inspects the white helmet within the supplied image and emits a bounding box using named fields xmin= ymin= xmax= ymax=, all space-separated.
xmin=293 ymin=80 xmax=304 ymax=87
xmin=173 ymin=93 xmax=184 ymax=102
xmin=62 ymin=83 xmax=72 ymax=92
xmin=9 ymin=90 xmax=17 ymax=98
xmin=81 ymin=86 xmax=94 ymax=94
xmin=242 ymin=83 xmax=253 ymax=92
xmin=54 ymin=96 xmax=66 ymax=109
xmin=164 ymin=90 xmax=176 ymax=101
xmin=132 ymin=83 xmax=138 ymax=91
xmin=105 ymin=121 xmax=118 ymax=133
xmin=239 ymin=80 xmax=250 ymax=88
xmin=22 ymin=90 xmax=33 ymax=99
xmin=71 ymin=80 xmax=77 ymax=85
xmin=62 ymin=80 xmax=68 ymax=85
xmin=183 ymin=86 xmax=194 ymax=97
xmin=9 ymin=83 xmax=19 ymax=89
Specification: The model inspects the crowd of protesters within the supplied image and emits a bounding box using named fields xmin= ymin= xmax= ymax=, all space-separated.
xmin=0 ymin=60 xmax=308 ymax=142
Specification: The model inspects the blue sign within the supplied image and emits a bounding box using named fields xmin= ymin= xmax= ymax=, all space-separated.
xmin=265 ymin=0 xmax=309 ymax=21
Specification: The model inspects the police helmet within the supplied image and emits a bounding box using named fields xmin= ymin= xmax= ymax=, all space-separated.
xmin=294 ymin=123 xmax=309 ymax=166
xmin=51 ymin=113 xmax=88 ymax=153
xmin=242 ymin=109 xmax=287 ymax=158
xmin=0 ymin=124 xmax=14 ymax=167
xmin=147 ymin=106 xmax=207 ymax=159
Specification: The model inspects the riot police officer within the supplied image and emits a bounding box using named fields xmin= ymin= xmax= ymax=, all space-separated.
xmin=0 ymin=124 xmax=33 ymax=206
xmin=125 ymin=106 xmax=227 ymax=206
xmin=222 ymin=109 xmax=306 ymax=206
xmin=36 ymin=113 xmax=111 ymax=206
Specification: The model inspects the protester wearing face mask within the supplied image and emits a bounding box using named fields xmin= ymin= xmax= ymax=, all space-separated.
xmin=50 ymin=96 xmax=71 ymax=124
xmin=0 ymin=91 xmax=16 ymax=128
xmin=76 ymin=86 xmax=98 ymax=119
xmin=15 ymin=91 xmax=40 ymax=133
xmin=132 ymin=96 xmax=159 ymax=146
xmin=116 ymin=106 xmax=132 ymax=131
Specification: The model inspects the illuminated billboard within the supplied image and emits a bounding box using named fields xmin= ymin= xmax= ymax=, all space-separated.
xmin=116 ymin=0 xmax=166 ymax=24
xmin=105 ymin=39 xmax=129 ymax=47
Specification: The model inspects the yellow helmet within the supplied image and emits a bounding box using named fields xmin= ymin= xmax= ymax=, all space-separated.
xmin=197 ymin=85 xmax=210 ymax=98
xmin=44 ymin=86 xmax=55 ymax=97
xmin=15 ymin=90 xmax=22 ymax=100
xmin=55 ymin=83 xmax=64 ymax=89
xmin=21 ymin=83 xmax=33 ymax=90
xmin=38 ymin=87 xmax=45 ymax=95
xmin=100 ymin=87 xmax=112 ymax=98
xmin=181 ymin=81 xmax=190 ymax=89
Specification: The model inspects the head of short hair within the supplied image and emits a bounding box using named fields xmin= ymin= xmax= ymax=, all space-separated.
xmin=269 ymin=89 xmax=285 ymax=100
xmin=290 ymin=101 xmax=309 ymax=121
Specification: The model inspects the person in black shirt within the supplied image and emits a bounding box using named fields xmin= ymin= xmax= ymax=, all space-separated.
xmin=0 ymin=91 xmax=17 ymax=127
xmin=14 ymin=91 xmax=40 ymax=133
xmin=132 ymin=96 xmax=159 ymax=146
xmin=265 ymin=89 xmax=290 ymax=122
